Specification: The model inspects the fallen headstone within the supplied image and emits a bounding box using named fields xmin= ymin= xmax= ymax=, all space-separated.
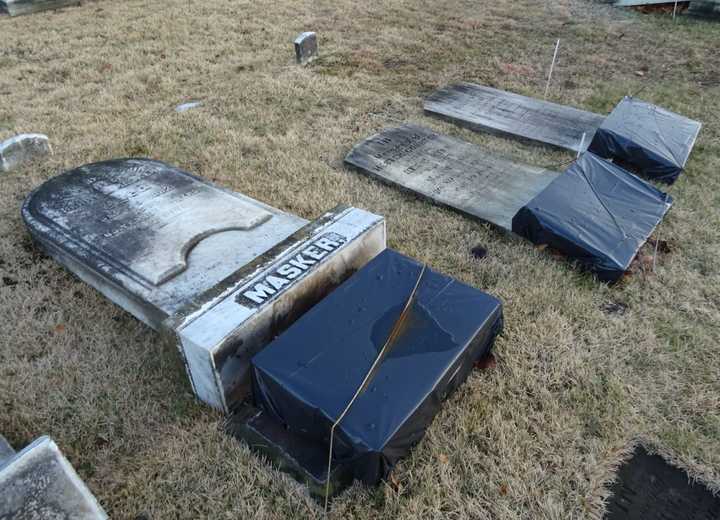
xmin=588 ymin=97 xmax=702 ymax=184
xmin=0 ymin=436 xmax=107 ymax=519
xmin=0 ymin=0 xmax=78 ymax=16
xmin=688 ymin=1 xmax=720 ymax=18
xmin=345 ymin=125 xmax=672 ymax=283
xmin=229 ymin=249 xmax=503 ymax=498
xmin=23 ymin=159 xmax=385 ymax=411
xmin=175 ymin=101 xmax=203 ymax=113
xmin=425 ymin=83 xmax=701 ymax=184
xmin=605 ymin=445 xmax=720 ymax=519
xmin=0 ymin=133 xmax=52 ymax=173
xmin=294 ymin=31 xmax=318 ymax=65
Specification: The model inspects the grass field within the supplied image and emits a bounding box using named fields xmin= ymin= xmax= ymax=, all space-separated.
xmin=1 ymin=0 xmax=719 ymax=518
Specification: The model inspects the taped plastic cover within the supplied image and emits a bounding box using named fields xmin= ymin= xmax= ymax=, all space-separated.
xmin=512 ymin=152 xmax=672 ymax=283
xmin=588 ymin=97 xmax=702 ymax=184
xmin=252 ymin=249 xmax=503 ymax=486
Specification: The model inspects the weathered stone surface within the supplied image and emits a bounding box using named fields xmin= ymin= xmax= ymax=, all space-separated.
xmin=23 ymin=159 xmax=386 ymax=411
xmin=345 ymin=124 xmax=559 ymax=230
xmin=0 ymin=435 xmax=15 ymax=464
xmin=0 ymin=436 xmax=107 ymax=519
xmin=175 ymin=101 xmax=203 ymax=113
xmin=0 ymin=0 xmax=78 ymax=16
xmin=425 ymin=83 xmax=604 ymax=153
xmin=689 ymin=1 xmax=720 ymax=18
xmin=0 ymin=134 xmax=52 ymax=172
xmin=294 ymin=31 xmax=318 ymax=65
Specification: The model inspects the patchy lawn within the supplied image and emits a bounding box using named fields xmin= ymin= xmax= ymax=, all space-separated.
xmin=1 ymin=0 xmax=718 ymax=518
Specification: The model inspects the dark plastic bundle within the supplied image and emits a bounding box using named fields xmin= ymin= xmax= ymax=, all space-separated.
xmin=588 ymin=97 xmax=701 ymax=184
xmin=252 ymin=249 xmax=503 ymax=485
xmin=512 ymin=152 xmax=672 ymax=283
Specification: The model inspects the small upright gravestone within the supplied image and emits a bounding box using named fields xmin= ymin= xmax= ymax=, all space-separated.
xmin=23 ymin=159 xmax=385 ymax=412
xmin=0 ymin=134 xmax=51 ymax=173
xmin=294 ymin=32 xmax=318 ymax=65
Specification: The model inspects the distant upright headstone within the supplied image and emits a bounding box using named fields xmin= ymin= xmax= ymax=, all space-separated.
xmin=294 ymin=32 xmax=318 ymax=65
xmin=0 ymin=0 xmax=78 ymax=16
xmin=0 ymin=436 xmax=107 ymax=519
xmin=23 ymin=159 xmax=386 ymax=411
xmin=0 ymin=134 xmax=52 ymax=172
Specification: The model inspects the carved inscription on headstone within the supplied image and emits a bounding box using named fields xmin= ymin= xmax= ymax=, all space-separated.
xmin=345 ymin=125 xmax=559 ymax=230
xmin=424 ymin=83 xmax=605 ymax=152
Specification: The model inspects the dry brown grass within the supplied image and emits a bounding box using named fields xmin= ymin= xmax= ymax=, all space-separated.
xmin=1 ymin=0 xmax=719 ymax=518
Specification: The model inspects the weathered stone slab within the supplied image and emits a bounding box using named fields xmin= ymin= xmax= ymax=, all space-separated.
xmin=689 ymin=1 xmax=720 ymax=18
xmin=175 ymin=101 xmax=203 ymax=113
xmin=23 ymin=159 xmax=386 ymax=411
xmin=294 ymin=32 xmax=318 ymax=65
xmin=605 ymin=446 xmax=720 ymax=519
xmin=424 ymin=83 xmax=604 ymax=153
xmin=0 ymin=435 xmax=15 ymax=465
xmin=346 ymin=126 xmax=672 ymax=283
xmin=0 ymin=436 xmax=107 ymax=519
xmin=345 ymin=124 xmax=559 ymax=230
xmin=0 ymin=134 xmax=52 ymax=172
xmin=0 ymin=0 xmax=78 ymax=16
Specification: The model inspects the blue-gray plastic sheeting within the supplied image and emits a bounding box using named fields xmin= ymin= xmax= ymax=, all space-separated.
xmin=252 ymin=249 xmax=503 ymax=485
xmin=588 ymin=97 xmax=701 ymax=184
xmin=512 ymin=152 xmax=673 ymax=283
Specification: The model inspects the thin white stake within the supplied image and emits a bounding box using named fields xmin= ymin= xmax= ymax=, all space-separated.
xmin=652 ymin=223 xmax=661 ymax=272
xmin=673 ymin=1 xmax=679 ymax=21
xmin=323 ymin=265 xmax=427 ymax=512
xmin=577 ymin=132 xmax=586 ymax=159
xmin=544 ymin=39 xmax=560 ymax=100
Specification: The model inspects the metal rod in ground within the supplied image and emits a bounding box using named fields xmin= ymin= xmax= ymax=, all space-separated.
xmin=544 ymin=39 xmax=560 ymax=100
xmin=323 ymin=264 xmax=427 ymax=512
xmin=577 ymin=132 xmax=586 ymax=159
xmin=673 ymin=1 xmax=678 ymax=21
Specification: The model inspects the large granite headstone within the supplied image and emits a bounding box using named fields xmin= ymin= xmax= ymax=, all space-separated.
xmin=425 ymin=83 xmax=604 ymax=153
xmin=23 ymin=159 xmax=386 ymax=411
xmin=346 ymin=125 xmax=672 ymax=283
xmin=0 ymin=0 xmax=78 ymax=16
xmin=0 ymin=436 xmax=107 ymax=519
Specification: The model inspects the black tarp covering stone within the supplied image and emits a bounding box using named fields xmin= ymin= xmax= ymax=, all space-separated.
xmin=588 ymin=97 xmax=702 ymax=184
xmin=512 ymin=152 xmax=672 ymax=283
xmin=252 ymin=249 xmax=503 ymax=486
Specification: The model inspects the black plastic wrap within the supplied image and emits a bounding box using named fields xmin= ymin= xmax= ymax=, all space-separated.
xmin=588 ymin=97 xmax=701 ymax=184
xmin=512 ymin=152 xmax=672 ymax=283
xmin=252 ymin=249 xmax=503 ymax=486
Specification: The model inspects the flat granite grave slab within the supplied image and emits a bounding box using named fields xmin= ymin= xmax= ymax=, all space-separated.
xmin=424 ymin=83 xmax=605 ymax=153
xmin=605 ymin=446 xmax=720 ymax=519
xmin=23 ymin=159 xmax=386 ymax=411
xmin=0 ymin=0 xmax=78 ymax=16
xmin=425 ymin=84 xmax=701 ymax=183
xmin=0 ymin=436 xmax=107 ymax=519
xmin=231 ymin=249 xmax=503 ymax=497
xmin=346 ymin=125 xmax=672 ymax=283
